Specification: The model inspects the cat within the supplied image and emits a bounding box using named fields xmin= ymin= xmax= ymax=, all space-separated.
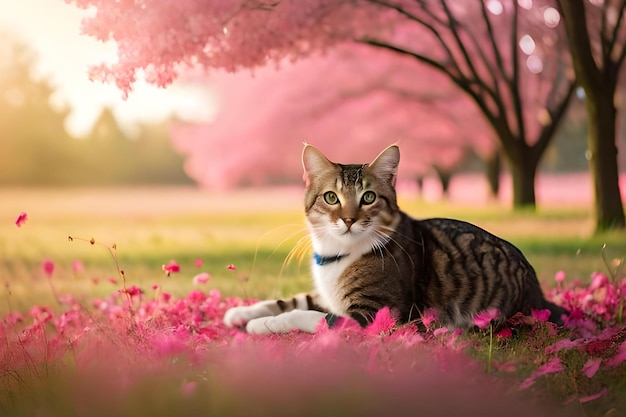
xmin=223 ymin=144 xmax=567 ymax=334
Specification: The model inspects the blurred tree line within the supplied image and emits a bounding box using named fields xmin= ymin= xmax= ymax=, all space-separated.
xmin=0 ymin=34 xmax=192 ymax=187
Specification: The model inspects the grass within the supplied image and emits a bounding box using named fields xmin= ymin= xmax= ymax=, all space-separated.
xmin=1 ymin=186 xmax=625 ymax=417
xmin=1 ymin=186 xmax=623 ymax=309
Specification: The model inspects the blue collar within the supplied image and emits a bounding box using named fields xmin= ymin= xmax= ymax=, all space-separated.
xmin=313 ymin=252 xmax=349 ymax=266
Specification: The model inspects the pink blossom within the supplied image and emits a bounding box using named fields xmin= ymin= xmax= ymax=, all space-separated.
xmin=227 ymin=264 xmax=237 ymax=271
xmin=554 ymin=270 xmax=566 ymax=283
xmin=579 ymin=387 xmax=608 ymax=404
xmin=582 ymin=358 xmax=602 ymax=378
xmin=420 ymin=307 xmax=438 ymax=328
xmin=589 ymin=272 xmax=608 ymax=291
xmin=365 ymin=307 xmax=396 ymax=335
xmin=42 ymin=260 xmax=55 ymax=277
xmin=123 ymin=285 xmax=142 ymax=297
xmin=192 ymin=272 xmax=211 ymax=285
xmin=531 ymin=309 xmax=551 ymax=322
xmin=195 ymin=258 xmax=203 ymax=268
xmin=162 ymin=260 xmax=181 ymax=275
xmin=496 ymin=327 xmax=512 ymax=338
xmin=71 ymin=260 xmax=85 ymax=273
xmin=15 ymin=212 xmax=28 ymax=227
xmin=472 ymin=308 xmax=500 ymax=329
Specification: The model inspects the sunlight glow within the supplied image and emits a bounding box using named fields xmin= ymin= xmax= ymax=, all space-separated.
xmin=486 ymin=0 xmax=504 ymax=16
xmin=519 ymin=34 xmax=536 ymax=55
xmin=543 ymin=7 xmax=561 ymax=28
xmin=0 ymin=0 xmax=216 ymax=138
xmin=518 ymin=0 xmax=532 ymax=9
xmin=526 ymin=55 xmax=543 ymax=74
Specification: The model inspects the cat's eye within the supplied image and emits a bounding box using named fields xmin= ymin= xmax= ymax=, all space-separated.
xmin=361 ymin=191 xmax=376 ymax=205
xmin=323 ymin=191 xmax=339 ymax=205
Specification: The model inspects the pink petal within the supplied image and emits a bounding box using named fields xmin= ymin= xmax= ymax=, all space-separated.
xmin=535 ymin=357 xmax=564 ymax=377
xmin=472 ymin=308 xmax=500 ymax=329
xmin=582 ymin=358 xmax=602 ymax=378
xmin=579 ymin=387 xmax=608 ymax=404
xmin=162 ymin=260 xmax=181 ymax=274
xmin=496 ymin=327 xmax=513 ymax=338
xmin=531 ymin=308 xmax=551 ymax=322
xmin=192 ymin=272 xmax=211 ymax=285
xmin=421 ymin=307 xmax=438 ymax=328
xmin=366 ymin=307 xmax=396 ymax=335
xmin=227 ymin=264 xmax=236 ymax=271
xmin=42 ymin=259 xmax=55 ymax=277
xmin=15 ymin=212 xmax=28 ymax=227
xmin=72 ymin=260 xmax=85 ymax=273
xmin=544 ymin=338 xmax=582 ymax=354
xmin=554 ymin=270 xmax=566 ymax=283
xmin=195 ymin=258 xmax=203 ymax=268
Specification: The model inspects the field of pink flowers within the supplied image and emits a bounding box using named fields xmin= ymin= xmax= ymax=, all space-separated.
xmin=3 ymin=205 xmax=626 ymax=417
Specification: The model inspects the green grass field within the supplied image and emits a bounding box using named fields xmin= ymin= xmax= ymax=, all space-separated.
xmin=1 ymin=186 xmax=624 ymax=316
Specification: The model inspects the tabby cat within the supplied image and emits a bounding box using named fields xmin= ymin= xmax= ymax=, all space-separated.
xmin=223 ymin=144 xmax=567 ymax=334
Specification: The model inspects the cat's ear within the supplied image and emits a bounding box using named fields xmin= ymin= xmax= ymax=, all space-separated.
xmin=302 ymin=143 xmax=334 ymax=188
xmin=369 ymin=145 xmax=400 ymax=186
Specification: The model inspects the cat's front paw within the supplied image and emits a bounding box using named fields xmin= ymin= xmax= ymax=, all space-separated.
xmin=245 ymin=310 xmax=327 ymax=334
xmin=223 ymin=305 xmax=258 ymax=328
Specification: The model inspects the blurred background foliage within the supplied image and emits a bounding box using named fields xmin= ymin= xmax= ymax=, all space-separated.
xmin=0 ymin=34 xmax=192 ymax=187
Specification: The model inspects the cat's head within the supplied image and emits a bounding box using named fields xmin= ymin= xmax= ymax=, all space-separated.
xmin=302 ymin=144 xmax=401 ymax=250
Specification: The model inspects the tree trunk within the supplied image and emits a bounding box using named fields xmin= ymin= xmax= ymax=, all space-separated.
xmin=433 ymin=165 xmax=452 ymax=197
xmin=508 ymin=151 xmax=538 ymax=208
xmin=586 ymin=93 xmax=625 ymax=231
xmin=557 ymin=0 xmax=625 ymax=231
xmin=485 ymin=148 xmax=501 ymax=199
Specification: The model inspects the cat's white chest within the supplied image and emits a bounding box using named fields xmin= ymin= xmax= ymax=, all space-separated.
xmin=311 ymin=258 xmax=353 ymax=316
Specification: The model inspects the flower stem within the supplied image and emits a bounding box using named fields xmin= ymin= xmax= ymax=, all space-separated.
xmin=487 ymin=324 xmax=493 ymax=373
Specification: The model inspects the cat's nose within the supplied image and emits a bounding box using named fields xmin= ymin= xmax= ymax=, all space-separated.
xmin=342 ymin=218 xmax=356 ymax=230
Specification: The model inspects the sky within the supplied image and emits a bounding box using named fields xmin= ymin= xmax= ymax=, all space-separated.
xmin=0 ymin=0 xmax=217 ymax=137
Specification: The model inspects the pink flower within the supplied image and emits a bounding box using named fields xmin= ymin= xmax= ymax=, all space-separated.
xmin=582 ymin=358 xmax=602 ymax=378
xmin=421 ymin=307 xmax=437 ymax=328
xmin=496 ymin=327 xmax=513 ymax=338
xmin=366 ymin=307 xmax=396 ymax=335
xmin=162 ymin=260 xmax=180 ymax=275
xmin=195 ymin=258 xmax=203 ymax=268
xmin=42 ymin=259 xmax=55 ymax=277
xmin=554 ymin=270 xmax=566 ymax=283
xmin=192 ymin=272 xmax=211 ymax=285
xmin=472 ymin=308 xmax=500 ymax=329
xmin=589 ymin=272 xmax=608 ymax=291
xmin=123 ymin=285 xmax=142 ymax=297
xmin=227 ymin=264 xmax=236 ymax=271
xmin=531 ymin=309 xmax=551 ymax=322
xmin=15 ymin=212 xmax=28 ymax=227
xmin=71 ymin=260 xmax=85 ymax=273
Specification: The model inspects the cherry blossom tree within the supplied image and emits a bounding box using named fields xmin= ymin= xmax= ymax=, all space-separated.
xmin=65 ymin=0 xmax=575 ymax=209
xmin=171 ymin=46 xmax=493 ymax=192
xmin=557 ymin=0 xmax=625 ymax=231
